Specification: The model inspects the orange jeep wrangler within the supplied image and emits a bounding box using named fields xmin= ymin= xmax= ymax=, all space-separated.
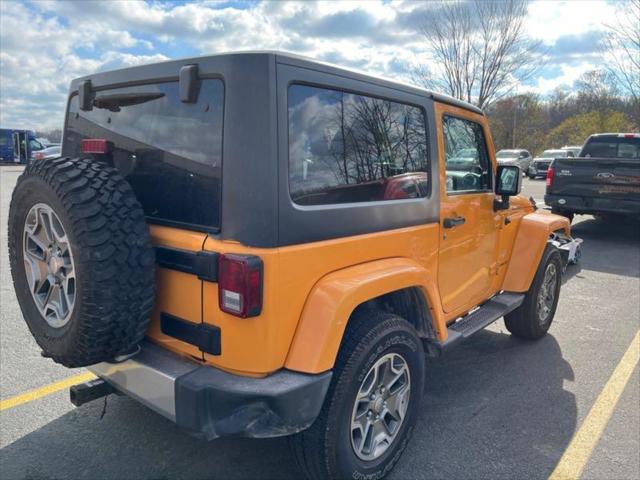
xmin=8 ymin=52 xmax=580 ymax=479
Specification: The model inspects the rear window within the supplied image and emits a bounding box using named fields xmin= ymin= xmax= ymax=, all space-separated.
xmin=581 ymin=136 xmax=640 ymax=159
xmin=288 ymin=84 xmax=429 ymax=206
xmin=65 ymin=79 xmax=224 ymax=230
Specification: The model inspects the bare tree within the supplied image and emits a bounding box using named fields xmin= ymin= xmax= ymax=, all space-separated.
xmin=601 ymin=0 xmax=640 ymax=123
xmin=414 ymin=0 xmax=542 ymax=108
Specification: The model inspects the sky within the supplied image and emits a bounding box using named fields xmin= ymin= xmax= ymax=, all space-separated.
xmin=0 ymin=0 xmax=625 ymax=130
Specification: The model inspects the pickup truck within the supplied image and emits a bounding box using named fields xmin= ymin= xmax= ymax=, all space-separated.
xmin=545 ymin=133 xmax=640 ymax=222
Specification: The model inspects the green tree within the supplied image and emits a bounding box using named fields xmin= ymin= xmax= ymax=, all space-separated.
xmin=544 ymin=111 xmax=634 ymax=149
xmin=487 ymin=93 xmax=549 ymax=154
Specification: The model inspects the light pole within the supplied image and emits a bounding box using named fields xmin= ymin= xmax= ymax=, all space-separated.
xmin=512 ymin=100 xmax=517 ymax=149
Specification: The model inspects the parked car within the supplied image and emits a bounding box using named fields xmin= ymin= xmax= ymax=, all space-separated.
xmin=528 ymin=148 xmax=573 ymax=179
xmin=496 ymin=149 xmax=532 ymax=176
xmin=0 ymin=128 xmax=44 ymax=164
xmin=562 ymin=145 xmax=582 ymax=157
xmin=8 ymin=52 xmax=581 ymax=480
xmin=36 ymin=138 xmax=60 ymax=148
xmin=33 ymin=145 xmax=62 ymax=161
xmin=546 ymin=133 xmax=640 ymax=222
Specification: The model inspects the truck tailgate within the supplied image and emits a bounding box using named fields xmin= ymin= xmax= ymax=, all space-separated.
xmin=550 ymin=157 xmax=640 ymax=201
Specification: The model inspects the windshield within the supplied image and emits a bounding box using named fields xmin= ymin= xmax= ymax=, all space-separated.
xmin=541 ymin=150 xmax=566 ymax=158
xmin=29 ymin=139 xmax=45 ymax=151
xmin=497 ymin=151 xmax=518 ymax=158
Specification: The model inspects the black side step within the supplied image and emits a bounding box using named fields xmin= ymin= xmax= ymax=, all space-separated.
xmin=425 ymin=292 xmax=525 ymax=355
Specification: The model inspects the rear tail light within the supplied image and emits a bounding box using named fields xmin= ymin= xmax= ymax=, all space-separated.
xmin=34 ymin=152 xmax=44 ymax=161
xmin=546 ymin=166 xmax=554 ymax=187
xmin=81 ymin=138 xmax=109 ymax=154
xmin=218 ymin=254 xmax=263 ymax=318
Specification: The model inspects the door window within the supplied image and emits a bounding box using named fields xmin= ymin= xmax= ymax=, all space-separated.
xmin=442 ymin=115 xmax=491 ymax=193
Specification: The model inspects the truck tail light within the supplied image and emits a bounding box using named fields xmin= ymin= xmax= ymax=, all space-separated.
xmin=546 ymin=166 xmax=554 ymax=187
xmin=218 ymin=254 xmax=263 ymax=318
xmin=81 ymin=139 xmax=109 ymax=154
xmin=34 ymin=152 xmax=44 ymax=161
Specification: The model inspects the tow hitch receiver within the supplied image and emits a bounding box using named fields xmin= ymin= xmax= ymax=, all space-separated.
xmin=70 ymin=378 xmax=116 ymax=407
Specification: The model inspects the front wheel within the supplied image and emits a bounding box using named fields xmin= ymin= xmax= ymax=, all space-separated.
xmin=505 ymin=245 xmax=562 ymax=340
xmin=289 ymin=311 xmax=425 ymax=480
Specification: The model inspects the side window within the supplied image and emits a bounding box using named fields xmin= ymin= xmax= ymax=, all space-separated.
xmin=288 ymin=84 xmax=429 ymax=206
xmin=442 ymin=115 xmax=491 ymax=193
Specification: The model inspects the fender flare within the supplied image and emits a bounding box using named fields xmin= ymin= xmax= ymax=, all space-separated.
xmin=284 ymin=258 xmax=445 ymax=374
xmin=502 ymin=211 xmax=570 ymax=292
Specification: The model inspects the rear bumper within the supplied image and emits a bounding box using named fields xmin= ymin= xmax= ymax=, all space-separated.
xmin=544 ymin=194 xmax=640 ymax=216
xmin=88 ymin=341 xmax=332 ymax=440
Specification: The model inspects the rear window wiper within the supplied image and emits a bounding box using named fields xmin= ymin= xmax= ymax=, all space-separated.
xmin=93 ymin=92 xmax=165 ymax=112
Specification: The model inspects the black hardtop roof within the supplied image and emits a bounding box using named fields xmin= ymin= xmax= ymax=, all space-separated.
xmin=70 ymin=50 xmax=484 ymax=116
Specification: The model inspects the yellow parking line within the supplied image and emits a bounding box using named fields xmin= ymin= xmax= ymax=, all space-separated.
xmin=0 ymin=371 xmax=96 ymax=412
xmin=549 ymin=330 xmax=640 ymax=480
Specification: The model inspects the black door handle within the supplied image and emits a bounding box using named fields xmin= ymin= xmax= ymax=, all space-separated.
xmin=443 ymin=216 xmax=466 ymax=228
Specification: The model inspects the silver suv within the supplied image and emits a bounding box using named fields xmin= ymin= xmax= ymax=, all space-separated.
xmin=496 ymin=149 xmax=532 ymax=176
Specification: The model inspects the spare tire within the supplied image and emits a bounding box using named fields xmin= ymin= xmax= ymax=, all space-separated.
xmin=8 ymin=157 xmax=155 ymax=367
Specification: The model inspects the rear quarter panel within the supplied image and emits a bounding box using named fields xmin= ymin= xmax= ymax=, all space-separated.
xmin=201 ymin=224 xmax=441 ymax=375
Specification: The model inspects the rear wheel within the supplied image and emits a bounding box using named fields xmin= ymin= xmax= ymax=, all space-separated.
xmin=289 ymin=310 xmax=425 ymax=480
xmin=505 ymin=245 xmax=562 ymax=340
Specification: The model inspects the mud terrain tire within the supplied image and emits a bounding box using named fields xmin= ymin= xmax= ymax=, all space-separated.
xmin=289 ymin=310 xmax=425 ymax=480
xmin=504 ymin=245 xmax=562 ymax=340
xmin=8 ymin=157 xmax=155 ymax=367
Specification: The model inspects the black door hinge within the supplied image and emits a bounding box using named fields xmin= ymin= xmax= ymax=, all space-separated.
xmin=161 ymin=313 xmax=221 ymax=356
xmin=156 ymin=246 xmax=219 ymax=282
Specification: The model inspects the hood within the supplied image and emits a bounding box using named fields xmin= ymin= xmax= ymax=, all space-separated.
xmin=511 ymin=194 xmax=536 ymax=213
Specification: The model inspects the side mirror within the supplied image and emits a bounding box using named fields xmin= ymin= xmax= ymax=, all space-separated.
xmin=494 ymin=165 xmax=522 ymax=211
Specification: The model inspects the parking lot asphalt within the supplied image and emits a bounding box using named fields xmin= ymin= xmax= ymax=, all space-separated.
xmin=1 ymin=166 xmax=638 ymax=480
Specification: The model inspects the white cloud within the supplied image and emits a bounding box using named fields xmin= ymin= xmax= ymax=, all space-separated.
xmin=0 ymin=0 xmax=618 ymax=130
xmin=528 ymin=63 xmax=597 ymax=94
xmin=526 ymin=0 xmax=617 ymax=44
